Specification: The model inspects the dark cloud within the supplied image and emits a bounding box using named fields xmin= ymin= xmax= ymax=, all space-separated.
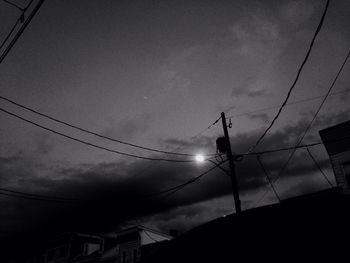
xmin=1 ymin=108 xmax=345 ymax=261
xmin=0 ymin=0 xmax=349 ymax=262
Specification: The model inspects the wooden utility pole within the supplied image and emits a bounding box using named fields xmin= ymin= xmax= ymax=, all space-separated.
xmin=221 ymin=112 xmax=242 ymax=213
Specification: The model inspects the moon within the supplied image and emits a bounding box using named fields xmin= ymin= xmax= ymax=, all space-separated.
xmin=195 ymin=154 xmax=205 ymax=163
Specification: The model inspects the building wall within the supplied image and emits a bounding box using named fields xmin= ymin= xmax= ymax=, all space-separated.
xmin=118 ymin=240 xmax=140 ymax=263
xmin=43 ymin=233 xmax=103 ymax=263
xmin=100 ymin=226 xmax=172 ymax=263
xmin=330 ymin=151 xmax=350 ymax=194
xmin=319 ymin=120 xmax=350 ymax=194
xmin=319 ymin=121 xmax=350 ymax=155
xmin=45 ymin=244 xmax=70 ymax=263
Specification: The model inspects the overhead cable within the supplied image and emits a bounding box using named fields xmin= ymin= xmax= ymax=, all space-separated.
xmin=151 ymin=159 xmax=229 ymax=202
xmin=0 ymin=95 xmax=216 ymax=157
xmin=225 ymin=89 xmax=350 ymax=120
xmin=250 ymin=49 xmax=349 ymax=207
xmin=0 ymin=0 xmax=45 ymax=64
xmin=0 ymin=187 xmax=85 ymax=202
xmin=0 ymin=0 xmax=35 ymax=51
xmin=1 ymin=0 xmax=24 ymax=11
xmin=244 ymin=134 xmax=350 ymax=156
xmin=305 ymin=147 xmax=333 ymax=187
xmin=0 ymin=191 xmax=79 ymax=203
xmin=247 ymin=0 xmax=330 ymax=153
xmin=274 ymin=50 xmax=350 ymax=179
xmin=0 ymin=160 xmax=227 ymax=204
xmin=256 ymin=155 xmax=280 ymax=202
xmin=0 ymin=107 xmax=194 ymax=162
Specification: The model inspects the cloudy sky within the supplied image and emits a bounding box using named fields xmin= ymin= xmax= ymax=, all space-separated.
xmin=0 ymin=0 xmax=349 ymax=260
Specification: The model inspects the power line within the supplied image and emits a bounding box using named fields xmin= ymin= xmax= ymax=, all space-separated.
xmin=0 ymin=0 xmax=45 ymax=64
xmin=1 ymin=0 xmax=24 ymax=11
xmin=0 ymin=0 xmax=214 ymax=160
xmin=245 ymin=133 xmax=350 ymax=208
xmin=251 ymin=143 xmax=336 ymax=208
xmin=0 ymin=0 xmax=218 ymax=157
xmin=1 ymin=134 xmax=349 ymax=205
xmin=250 ymin=48 xmax=349 ymax=208
xmin=0 ymin=95 xmax=217 ymax=157
xmin=1 ymin=137 xmax=348 ymax=207
xmin=0 ymin=107 xmax=195 ymax=162
xmin=204 ymin=116 xmax=221 ymax=130
xmin=0 ymin=160 xmax=227 ymax=204
xmin=257 ymin=50 xmax=350 ymax=204
xmin=225 ymin=89 xmax=350 ymax=119
xmin=126 ymin=121 xmax=221 ymax=181
xmin=0 ymin=18 xmax=22 ymax=51
xmin=1 ymin=113 xmax=348 ymax=205
xmin=251 ymin=132 xmax=348 ymax=208
xmin=251 ymin=130 xmax=347 ymax=208
xmin=252 ymin=182 xmax=273 ymax=209
xmin=208 ymin=159 xmax=230 ymax=175
xmin=0 ymin=123 xmax=225 ymax=204
xmin=253 ymin=110 xmax=350 ymax=210
xmin=0 ymin=187 xmax=85 ymax=202
xmin=0 ymin=0 xmax=215 ymax=159
xmin=0 ymin=0 xmax=34 ymax=51
xmin=152 ymin=159 xmax=228 ymax=202
xmin=122 ymin=135 xmax=350 ymax=205
xmin=244 ymin=135 xmax=350 ymax=156
xmin=275 ymin=50 xmax=350 ymax=178
xmin=298 ymin=51 xmax=350 ymax=143
xmin=305 ymin=147 xmax=333 ymax=187
xmin=0 ymin=191 xmax=80 ymax=203
xmin=248 ymin=0 xmax=330 ymax=154
xmin=256 ymin=155 xmax=280 ymax=202
xmin=142 ymin=160 xmax=227 ymax=200
xmin=116 ymin=121 xmax=223 ymax=202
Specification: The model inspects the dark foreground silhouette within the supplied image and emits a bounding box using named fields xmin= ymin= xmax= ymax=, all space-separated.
xmin=141 ymin=187 xmax=350 ymax=262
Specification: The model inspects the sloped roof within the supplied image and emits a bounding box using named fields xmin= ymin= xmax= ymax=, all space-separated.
xmin=100 ymin=225 xmax=171 ymax=261
xmin=115 ymin=225 xmax=172 ymax=243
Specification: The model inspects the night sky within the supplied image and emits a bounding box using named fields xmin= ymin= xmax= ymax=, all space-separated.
xmin=1 ymin=0 xmax=350 ymax=261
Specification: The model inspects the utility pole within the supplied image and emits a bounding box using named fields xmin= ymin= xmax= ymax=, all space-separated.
xmin=221 ymin=112 xmax=242 ymax=213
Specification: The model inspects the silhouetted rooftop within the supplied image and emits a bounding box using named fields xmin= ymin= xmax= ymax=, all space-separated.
xmin=319 ymin=120 xmax=350 ymax=155
xmin=142 ymin=187 xmax=350 ymax=262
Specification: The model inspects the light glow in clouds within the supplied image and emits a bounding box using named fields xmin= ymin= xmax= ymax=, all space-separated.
xmin=195 ymin=154 xmax=205 ymax=163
